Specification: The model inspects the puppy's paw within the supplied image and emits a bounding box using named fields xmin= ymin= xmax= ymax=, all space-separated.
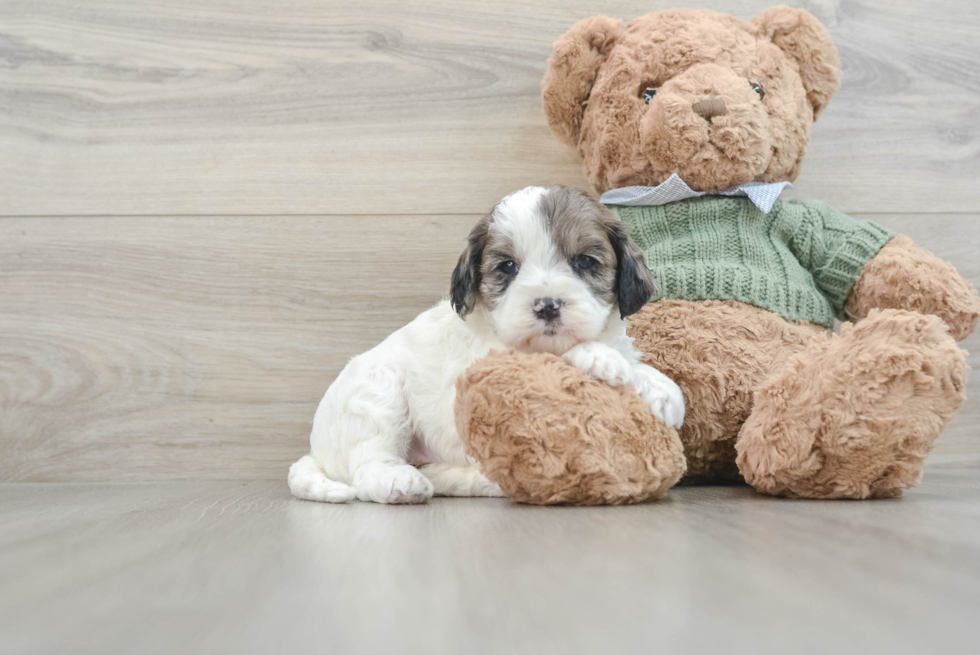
xmin=632 ymin=363 xmax=686 ymax=428
xmin=353 ymin=464 xmax=434 ymax=504
xmin=483 ymin=480 xmax=507 ymax=498
xmin=564 ymin=342 xmax=633 ymax=387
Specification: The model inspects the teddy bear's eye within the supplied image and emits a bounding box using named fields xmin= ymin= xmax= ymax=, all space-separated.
xmin=751 ymin=82 xmax=765 ymax=99
xmin=641 ymin=87 xmax=658 ymax=104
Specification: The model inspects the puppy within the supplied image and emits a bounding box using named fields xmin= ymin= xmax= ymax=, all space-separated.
xmin=289 ymin=186 xmax=685 ymax=504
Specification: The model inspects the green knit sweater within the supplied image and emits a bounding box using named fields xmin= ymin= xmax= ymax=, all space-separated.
xmin=608 ymin=197 xmax=895 ymax=328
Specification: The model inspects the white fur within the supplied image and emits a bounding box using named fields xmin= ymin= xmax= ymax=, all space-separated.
xmin=289 ymin=187 xmax=685 ymax=504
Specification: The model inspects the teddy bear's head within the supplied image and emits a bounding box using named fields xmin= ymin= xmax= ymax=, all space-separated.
xmin=543 ymin=6 xmax=841 ymax=193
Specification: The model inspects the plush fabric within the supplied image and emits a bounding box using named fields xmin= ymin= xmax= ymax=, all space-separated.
xmin=847 ymin=235 xmax=980 ymax=341
xmin=455 ymin=350 xmax=686 ymax=505
xmin=627 ymin=299 xmax=825 ymax=484
xmin=542 ymin=7 xmax=840 ymax=194
xmin=736 ymin=309 xmax=967 ymax=499
xmin=611 ymin=197 xmax=895 ymax=327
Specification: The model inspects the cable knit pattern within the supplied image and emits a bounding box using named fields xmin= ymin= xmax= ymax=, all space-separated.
xmin=609 ymin=197 xmax=895 ymax=327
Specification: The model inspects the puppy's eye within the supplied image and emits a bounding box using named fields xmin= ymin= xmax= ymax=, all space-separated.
xmin=572 ymin=254 xmax=597 ymax=271
xmin=641 ymin=87 xmax=658 ymax=104
xmin=497 ymin=260 xmax=519 ymax=275
xmin=750 ymin=82 xmax=764 ymax=99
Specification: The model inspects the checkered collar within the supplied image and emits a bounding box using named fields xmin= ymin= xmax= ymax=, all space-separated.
xmin=599 ymin=173 xmax=791 ymax=214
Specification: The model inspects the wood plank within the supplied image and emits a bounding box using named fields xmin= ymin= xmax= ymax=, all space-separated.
xmin=2 ymin=0 xmax=979 ymax=216
xmin=0 ymin=214 xmax=474 ymax=481
xmin=1 ymin=213 xmax=977 ymax=482
xmin=2 ymin=476 xmax=980 ymax=654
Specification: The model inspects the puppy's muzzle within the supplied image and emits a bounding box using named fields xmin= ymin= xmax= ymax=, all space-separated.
xmin=533 ymin=297 xmax=563 ymax=323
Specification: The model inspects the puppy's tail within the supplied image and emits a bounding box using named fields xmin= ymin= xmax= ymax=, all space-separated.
xmin=288 ymin=454 xmax=356 ymax=503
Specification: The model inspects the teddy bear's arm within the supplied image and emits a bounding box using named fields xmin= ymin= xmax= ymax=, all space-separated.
xmin=846 ymin=234 xmax=980 ymax=341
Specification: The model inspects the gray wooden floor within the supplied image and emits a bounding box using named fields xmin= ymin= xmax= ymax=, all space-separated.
xmin=2 ymin=460 xmax=979 ymax=655
xmin=2 ymin=1 xmax=980 ymax=652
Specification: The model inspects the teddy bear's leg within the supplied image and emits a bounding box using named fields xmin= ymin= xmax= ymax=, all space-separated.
xmin=736 ymin=309 xmax=968 ymax=499
xmin=628 ymin=299 xmax=825 ymax=485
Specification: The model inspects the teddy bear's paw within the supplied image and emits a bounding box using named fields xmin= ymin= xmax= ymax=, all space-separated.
xmin=632 ymin=363 xmax=686 ymax=428
xmin=563 ymin=342 xmax=633 ymax=387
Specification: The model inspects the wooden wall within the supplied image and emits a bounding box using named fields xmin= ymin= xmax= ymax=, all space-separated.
xmin=2 ymin=0 xmax=978 ymax=481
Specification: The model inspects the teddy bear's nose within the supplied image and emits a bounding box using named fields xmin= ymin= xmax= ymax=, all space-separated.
xmin=692 ymin=97 xmax=727 ymax=121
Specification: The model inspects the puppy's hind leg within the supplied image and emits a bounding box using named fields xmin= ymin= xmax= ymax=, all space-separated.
xmin=352 ymin=462 xmax=434 ymax=504
xmin=288 ymin=455 xmax=356 ymax=503
xmin=420 ymin=464 xmax=505 ymax=497
xmin=313 ymin=360 xmax=434 ymax=505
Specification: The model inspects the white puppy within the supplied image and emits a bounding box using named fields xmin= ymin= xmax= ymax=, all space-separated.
xmin=289 ymin=186 xmax=685 ymax=504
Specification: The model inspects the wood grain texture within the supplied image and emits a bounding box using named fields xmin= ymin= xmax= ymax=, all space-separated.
xmin=2 ymin=0 xmax=980 ymax=216
xmin=0 ymin=214 xmax=472 ymax=481
xmin=1 ymin=0 xmax=978 ymax=481
xmin=1 ymin=213 xmax=977 ymax=482
xmin=2 ymin=473 xmax=979 ymax=654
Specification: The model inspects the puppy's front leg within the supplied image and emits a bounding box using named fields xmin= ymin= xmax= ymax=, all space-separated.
xmin=563 ymin=342 xmax=633 ymax=387
xmin=564 ymin=342 xmax=685 ymax=428
xmin=631 ymin=363 xmax=685 ymax=428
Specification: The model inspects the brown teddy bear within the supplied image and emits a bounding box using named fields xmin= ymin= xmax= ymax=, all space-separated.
xmin=456 ymin=5 xmax=980 ymax=502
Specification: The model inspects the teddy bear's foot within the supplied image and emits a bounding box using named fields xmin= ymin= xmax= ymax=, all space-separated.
xmin=736 ymin=309 xmax=967 ymax=499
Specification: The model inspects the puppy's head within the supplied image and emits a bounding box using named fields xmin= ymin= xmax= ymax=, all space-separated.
xmin=451 ymin=186 xmax=654 ymax=354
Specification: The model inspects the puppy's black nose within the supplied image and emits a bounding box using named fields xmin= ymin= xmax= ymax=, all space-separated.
xmin=533 ymin=297 xmax=563 ymax=322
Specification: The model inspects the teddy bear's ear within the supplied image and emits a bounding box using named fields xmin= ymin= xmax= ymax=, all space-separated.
xmin=542 ymin=16 xmax=622 ymax=146
xmin=753 ymin=5 xmax=841 ymax=119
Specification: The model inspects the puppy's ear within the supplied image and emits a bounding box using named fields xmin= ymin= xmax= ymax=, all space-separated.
xmin=451 ymin=213 xmax=491 ymax=318
xmin=753 ymin=6 xmax=841 ymax=119
xmin=606 ymin=219 xmax=655 ymax=319
xmin=542 ymin=16 xmax=622 ymax=147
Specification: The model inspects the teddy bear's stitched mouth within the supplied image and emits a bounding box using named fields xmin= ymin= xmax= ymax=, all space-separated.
xmin=647 ymin=106 xmax=773 ymax=187
xmin=660 ymin=138 xmax=773 ymax=191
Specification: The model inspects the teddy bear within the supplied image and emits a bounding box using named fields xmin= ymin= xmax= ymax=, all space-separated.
xmin=455 ymin=5 xmax=980 ymax=501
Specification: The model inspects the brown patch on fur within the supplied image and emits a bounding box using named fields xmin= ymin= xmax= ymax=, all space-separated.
xmin=478 ymin=223 xmax=519 ymax=309
xmin=539 ymin=187 xmax=619 ymax=305
xmin=628 ymin=299 xmax=825 ymax=484
xmin=736 ymin=309 xmax=968 ymax=499
xmin=539 ymin=186 xmax=654 ymax=316
xmin=456 ymin=186 xmax=654 ymax=320
xmin=456 ymin=350 xmax=686 ymax=505
xmin=542 ymin=7 xmax=840 ymax=193
xmin=847 ymin=234 xmax=980 ymax=341
xmin=450 ymin=211 xmax=493 ymax=317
